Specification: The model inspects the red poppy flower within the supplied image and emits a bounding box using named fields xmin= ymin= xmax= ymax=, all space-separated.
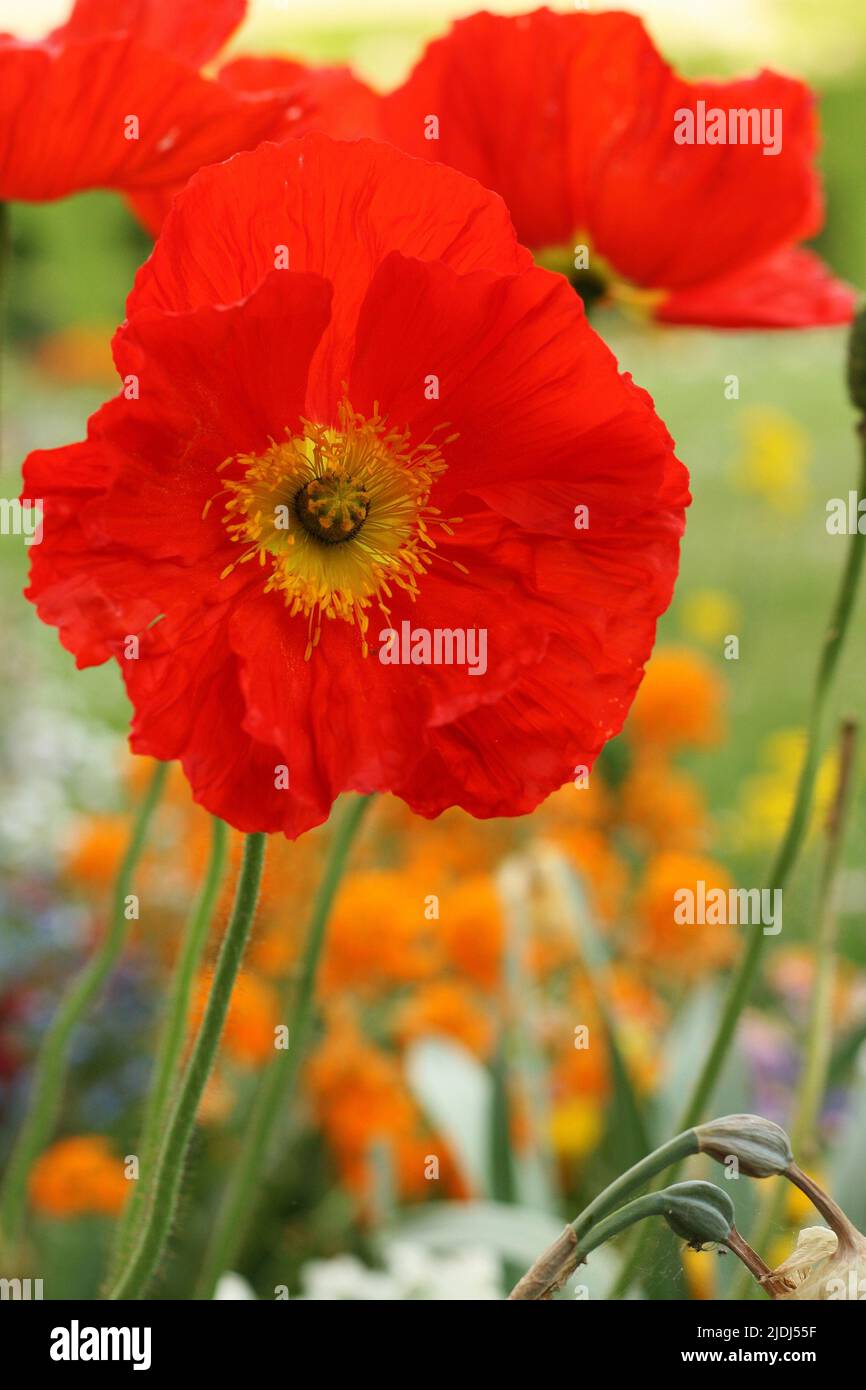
xmin=0 ymin=0 xmax=280 ymax=202
xmin=381 ymin=8 xmax=854 ymax=329
xmin=23 ymin=135 xmax=689 ymax=837
xmin=128 ymin=54 xmax=381 ymax=235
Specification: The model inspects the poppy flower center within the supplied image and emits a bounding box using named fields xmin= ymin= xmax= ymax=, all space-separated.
xmin=536 ymin=236 xmax=665 ymax=318
xmin=294 ymin=473 xmax=370 ymax=544
xmin=214 ymin=400 xmax=457 ymax=659
xmin=568 ymin=265 xmax=609 ymax=311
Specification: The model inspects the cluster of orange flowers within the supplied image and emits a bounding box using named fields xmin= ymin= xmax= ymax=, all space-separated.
xmin=39 ymin=646 xmax=733 ymax=1219
xmin=29 ymin=1136 xmax=128 ymax=1218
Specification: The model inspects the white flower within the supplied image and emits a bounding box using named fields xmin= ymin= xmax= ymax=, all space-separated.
xmin=213 ymin=1272 xmax=257 ymax=1300
xmin=767 ymin=1225 xmax=866 ymax=1300
xmin=300 ymin=1254 xmax=400 ymax=1301
xmin=299 ymin=1242 xmax=502 ymax=1300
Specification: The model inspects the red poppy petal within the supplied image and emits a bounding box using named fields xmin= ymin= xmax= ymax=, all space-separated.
xmin=657 ymin=245 xmax=856 ymax=328
xmin=228 ymin=592 xmax=420 ymax=817
xmin=22 ymin=424 xmax=152 ymax=667
xmin=23 ymin=270 xmax=332 ymax=668
xmin=225 ymin=515 xmax=551 ymax=792
xmin=101 ymin=269 xmax=331 ymax=566
xmin=127 ymin=134 xmax=529 ymax=412
xmin=124 ymin=609 xmax=327 ymax=835
xmin=381 ymin=8 xmax=576 ymax=249
xmin=391 ymin=499 xmax=685 ymax=821
xmin=563 ymin=19 xmax=821 ymax=288
xmin=126 ymin=58 xmax=380 ymax=237
xmin=347 ymin=252 xmax=687 ymax=507
xmin=394 ymin=625 xmax=648 ymax=821
xmin=218 ymin=55 xmax=381 ymax=139
xmin=0 ymin=36 xmax=281 ymax=201
xmin=51 ymin=0 xmax=246 ymax=68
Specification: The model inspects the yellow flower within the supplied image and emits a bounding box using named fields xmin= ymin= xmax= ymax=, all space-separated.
xmin=735 ymin=729 xmax=837 ymax=851
xmin=682 ymin=1245 xmax=716 ymax=1300
xmin=679 ymin=589 xmax=741 ymax=647
xmin=549 ymin=1097 xmax=603 ymax=1159
xmin=785 ymin=1171 xmax=829 ymax=1227
xmin=730 ymin=407 xmax=811 ymax=515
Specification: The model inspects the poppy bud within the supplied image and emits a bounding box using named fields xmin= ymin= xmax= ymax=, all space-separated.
xmin=695 ymin=1113 xmax=793 ymax=1178
xmin=661 ymin=1181 xmax=735 ymax=1250
xmin=847 ymin=305 xmax=866 ymax=417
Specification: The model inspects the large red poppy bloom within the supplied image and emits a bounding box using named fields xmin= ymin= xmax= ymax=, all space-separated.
xmin=381 ymin=9 xmax=854 ymax=329
xmin=23 ymin=136 xmax=689 ymax=837
xmin=0 ymin=0 xmax=281 ymax=202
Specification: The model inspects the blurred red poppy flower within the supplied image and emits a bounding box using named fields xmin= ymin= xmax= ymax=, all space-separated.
xmin=381 ymin=8 xmax=854 ymax=329
xmin=128 ymin=53 xmax=381 ymax=234
xmin=0 ymin=0 xmax=280 ymax=202
xmin=23 ymin=135 xmax=689 ymax=836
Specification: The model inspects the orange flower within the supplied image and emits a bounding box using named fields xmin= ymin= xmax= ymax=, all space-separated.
xmin=635 ymin=851 xmax=738 ymax=979
xmin=380 ymin=799 xmax=517 ymax=878
xmin=307 ymin=1014 xmax=422 ymax=1197
xmin=193 ymin=971 xmax=280 ymax=1067
xmin=629 ymin=648 xmax=725 ymax=752
xmin=30 ymin=1136 xmax=129 ymax=1218
xmin=605 ymin=965 xmax=667 ymax=1032
xmin=247 ymin=918 xmax=297 ymax=978
xmin=34 ymin=325 xmax=118 ymax=387
xmin=621 ymin=756 xmax=710 ymax=852
xmin=394 ymin=980 xmax=494 ymax=1057
xmin=437 ymin=875 xmax=504 ymax=990
xmin=391 ymin=1131 xmax=469 ymax=1201
xmin=322 ymin=869 xmax=436 ymax=996
xmin=538 ymin=778 xmax=613 ymax=832
xmin=64 ymin=815 xmax=127 ymax=889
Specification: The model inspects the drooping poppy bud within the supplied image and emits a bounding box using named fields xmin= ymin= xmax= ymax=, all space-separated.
xmin=695 ymin=1113 xmax=793 ymax=1178
xmin=661 ymin=1181 xmax=735 ymax=1250
xmin=847 ymin=306 xmax=866 ymax=417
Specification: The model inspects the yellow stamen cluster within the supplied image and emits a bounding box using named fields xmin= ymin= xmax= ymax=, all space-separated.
xmin=212 ymin=400 xmax=456 ymax=659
